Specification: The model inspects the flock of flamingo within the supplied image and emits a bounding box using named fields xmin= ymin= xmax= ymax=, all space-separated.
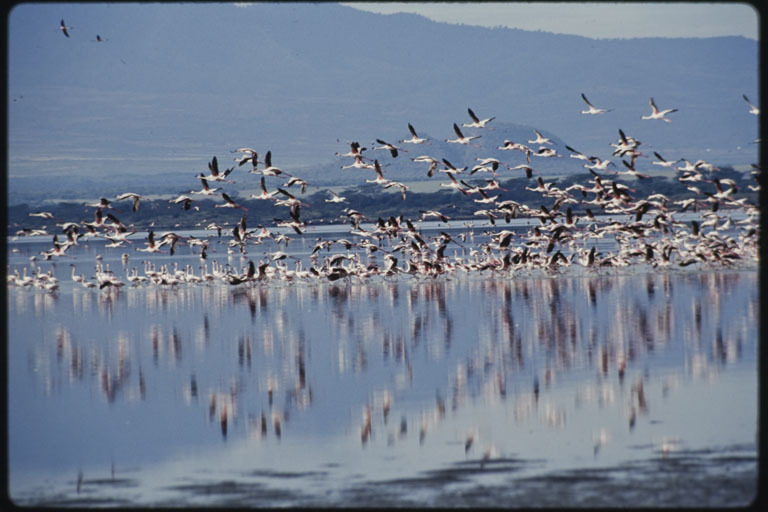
xmin=8 ymin=90 xmax=761 ymax=292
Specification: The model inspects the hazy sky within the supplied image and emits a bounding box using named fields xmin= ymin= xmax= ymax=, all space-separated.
xmin=343 ymin=2 xmax=759 ymax=40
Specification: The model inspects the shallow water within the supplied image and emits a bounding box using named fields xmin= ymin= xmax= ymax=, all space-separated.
xmin=6 ymin=233 xmax=759 ymax=507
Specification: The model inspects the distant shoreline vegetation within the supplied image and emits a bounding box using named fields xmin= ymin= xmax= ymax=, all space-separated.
xmin=7 ymin=167 xmax=757 ymax=235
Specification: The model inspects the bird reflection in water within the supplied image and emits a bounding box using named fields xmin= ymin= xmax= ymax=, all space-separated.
xmin=17 ymin=270 xmax=757 ymax=462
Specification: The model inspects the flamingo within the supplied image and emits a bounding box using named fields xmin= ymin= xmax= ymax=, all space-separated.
xmin=103 ymin=212 xmax=126 ymax=229
xmin=420 ymin=210 xmax=450 ymax=223
xmin=28 ymin=211 xmax=55 ymax=219
xmin=585 ymin=157 xmax=616 ymax=172
xmin=283 ymin=176 xmax=309 ymax=194
xmin=60 ymin=19 xmax=71 ymax=38
xmin=96 ymin=269 xmax=124 ymax=289
xmin=70 ymin=264 xmax=89 ymax=285
xmin=742 ymin=94 xmax=759 ymax=115
xmin=232 ymin=147 xmax=258 ymax=166
xmin=711 ymin=178 xmax=737 ymax=201
xmin=482 ymin=178 xmax=507 ymax=191
xmin=498 ymin=140 xmax=533 ymax=162
xmin=372 ymin=139 xmax=405 ymax=158
xmin=473 ymin=209 xmax=498 ymax=225
xmin=274 ymin=214 xmax=305 ymax=235
xmin=325 ymin=190 xmax=348 ymax=203
xmin=157 ymin=232 xmax=185 ymax=256
xmin=618 ymin=159 xmax=650 ymax=179
xmin=400 ymin=123 xmax=428 ymax=144
xmin=534 ymin=147 xmax=560 ymax=158
xmin=136 ymin=231 xmax=164 ymax=253
xmin=249 ymin=176 xmax=279 ymax=200
xmin=261 ymin=151 xmax=292 ymax=177
xmin=528 ymin=129 xmax=553 ymax=146
xmin=340 ymin=154 xmax=375 ymax=170
xmin=580 ymin=93 xmax=613 ymax=115
xmin=525 ymin=176 xmax=552 ymax=194
xmin=190 ymin=177 xmax=220 ymax=196
xmin=215 ymin=192 xmax=248 ymax=211
xmin=693 ymin=159 xmax=719 ymax=172
xmin=197 ymin=156 xmax=235 ymax=183
xmin=365 ymin=160 xmax=390 ymax=186
xmin=440 ymin=172 xmax=470 ymax=195
xmin=40 ymin=234 xmax=71 ymax=259
xmin=470 ymin=157 xmax=501 ymax=176
xmin=383 ymin=180 xmax=410 ymax=200
xmin=104 ymin=224 xmax=136 ymax=244
xmin=81 ymin=209 xmax=107 ymax=233
xmin=335 ymin=141 xmax=367 ymax=158
xmin=31 ymin=268 xmax=60 ymax=290
xmin=463 ymin=108 xmax=495 ymax=129
xmin=564 ymin=145 xmax=594 ymax=162
xmin=170 ymin=194 xmax=195 ymax=210
xmin=84 ymin=197 xmax=113 ymax=210
xmin=253 ymin=224 xmax=274 ymax=242
xmin=611 ymin=128 xmax=642 ymax=157
xmin=651 ymin=151 xmax=682 ymax=168
xmin=115 ymin=192 xmax=142 ymax=212
xmin=411 ymin=155 xmax=440 ymax=177
xmin=104 ymin=238 xmax=128 ymax=249
xmin=471 ymin=187 xmax=499 ymax=204
xmin=641 ymin=97 xmax=678 ymax=123
xmin=675 ymin=159 xmax=700 ymax=173
xmin=440 ymin=158 xmax=467 ymax=175
xmin=446 ymin=123 xmax=481 ymax=146
xmin=412 ymin=154 xmax=439 ymax=164
xmin=270 ymin=186 xmax=303 ymax=208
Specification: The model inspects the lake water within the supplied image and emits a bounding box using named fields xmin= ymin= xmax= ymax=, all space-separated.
xmin=6 ymin=229 xmax=759 ymax=507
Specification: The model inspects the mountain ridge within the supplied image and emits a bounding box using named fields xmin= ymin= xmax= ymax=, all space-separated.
xmin=7 ymin=3 xmax=759 ymax=203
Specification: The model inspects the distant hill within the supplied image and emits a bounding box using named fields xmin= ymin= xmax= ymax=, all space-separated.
xmin=7 ymin=3 xmax=759 ymax=204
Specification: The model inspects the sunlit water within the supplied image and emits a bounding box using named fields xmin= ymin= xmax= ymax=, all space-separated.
xmin=6 ymin=229 xmax=758 ymax=507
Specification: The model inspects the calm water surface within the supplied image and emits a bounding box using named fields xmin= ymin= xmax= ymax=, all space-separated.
xmin=6 ymin=232 xmax=758 ymax=507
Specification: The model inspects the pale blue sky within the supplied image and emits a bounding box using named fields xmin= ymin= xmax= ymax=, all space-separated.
xmin=343 ymin=2 xmax=759 ymax=40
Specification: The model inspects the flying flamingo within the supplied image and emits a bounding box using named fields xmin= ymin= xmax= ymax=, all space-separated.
xmin=335 ymin=141 xmax=367 ymax=158
xmin=60 ymin=19 xmax=71 ymax=37
xmin=170 ymin=194 xmax=195 ymax=210
xmin=440 ymin=172 xmax=470 ymax=195
xmin=232 ymin=147 xmax=258 ymax=166
xmin=115 ymin=192 xmax=142 ymax=212
xmin=400 ymin=123 xmax=428 ymax=144
xmin=260 ymin=151 xmax=292 ymax=177
xmin=325 ymin=190 xmax=348 ymax=203
xmin=446 ymin=123 xmax=481 ymax=146
xmin=580 ymin=93 xmax=613 ymax=115
xmin=742 ymin=94 xmax=759 ymax=115
xmin=528 ymin=129 xmax=553 ymax=146
xmin=365 ymin=160 xmax=390 ymax=186
xmin=249 ymin=176 xmax=279 ymax=200
xmin=190 ymin=177 xmax=220 ymax=196
xmin=340 ymin=154 xmax=375 ymax=170
xmin=641 ymin=97 xmax=678 ymax=123
xmin=463 ymin=108 xmax=495 ymax=129
xmin=215 ymin=192 xmax=248 ymax=211
xmin=136 ymin=231 xmax=164 ymax=253
xmin=283 ymin=176 xmax=309 ymax=194
xmin=411 ymin=154 xmax=440 ymax=176
xmin=651 ymin=151 xmax=682 ymax=168
xmin=372 ymin=139 xmax=405 ymax=158
xmin=440 ymin=158 xmax=467 ymax=175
